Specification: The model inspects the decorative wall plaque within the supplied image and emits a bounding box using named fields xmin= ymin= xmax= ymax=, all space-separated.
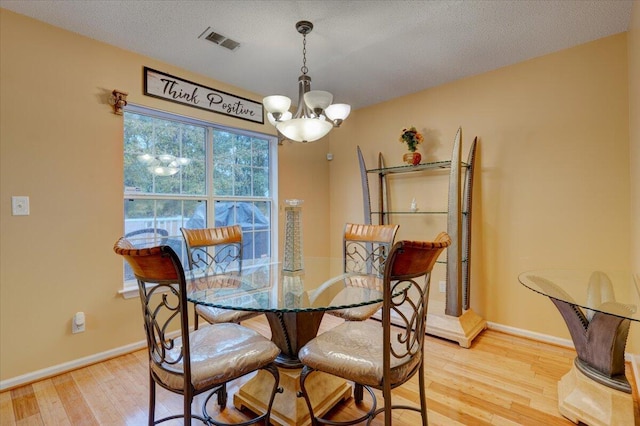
xmin=143 ymin=67 xmax=263 ymax=124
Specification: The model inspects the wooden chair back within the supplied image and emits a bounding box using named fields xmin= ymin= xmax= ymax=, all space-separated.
xmin=343 ymin=223 xmax=399 ymax=277
xmin=181 ymin=225 xmax=243 ymax=273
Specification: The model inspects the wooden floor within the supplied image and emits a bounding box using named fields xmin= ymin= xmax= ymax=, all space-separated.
xmin=1 ymin=315 xmax=638 ymax=426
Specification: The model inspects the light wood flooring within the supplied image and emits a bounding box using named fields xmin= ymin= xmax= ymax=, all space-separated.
xmin=2 ymin=315 xmax=638 ymax=425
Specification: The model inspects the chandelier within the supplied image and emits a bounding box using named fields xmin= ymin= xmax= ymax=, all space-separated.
xmin=263 ymin=21 xmax=351 ymax=143
xmin=138 ymin=153 xmax=190 ymax=176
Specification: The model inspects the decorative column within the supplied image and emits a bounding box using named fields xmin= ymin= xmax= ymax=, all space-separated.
xmin=283 ymin=199 xmax=304 ymax=272
xmin=282 ymin=199 xmax=305 ymax=309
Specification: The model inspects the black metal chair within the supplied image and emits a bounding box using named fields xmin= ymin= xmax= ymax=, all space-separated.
xmin=114 ymin=237 xmax=282 ymax=426
xmin=298 ymin=233 xmax=451 ymax=426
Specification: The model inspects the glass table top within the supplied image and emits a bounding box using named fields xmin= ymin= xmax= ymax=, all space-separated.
xmin=186 ymin=257 xmax=385 ymax=313
xmin=518 ymin=269 xmax=640 ymax=322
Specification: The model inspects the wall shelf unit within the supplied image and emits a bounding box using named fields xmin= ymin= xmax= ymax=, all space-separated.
xmin=358 ymin=127 xmax=486 ymax=347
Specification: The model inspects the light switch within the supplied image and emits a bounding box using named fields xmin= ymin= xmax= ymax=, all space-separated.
xmin=11 ymin=196 xmax=29 ymax=216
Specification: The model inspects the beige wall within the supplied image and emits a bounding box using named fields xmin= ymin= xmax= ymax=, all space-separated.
xmin=1 ymin=5 xmax=636 ymax=383
xmin=278 ymin=141 xmax=331 ymax=257
xmin=329 ymin=33 xmax=633 ymax=346
xmin=0 ymin=9 xmax=329 ymax=381
xmin=629 ymin=0 xmax=640 ymax=357
xmin=630 ymin=0 xmax=640 ymax=285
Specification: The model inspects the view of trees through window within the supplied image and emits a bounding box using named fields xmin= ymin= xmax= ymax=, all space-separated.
xmin=122 ymin=107 xmax=275 ymax=283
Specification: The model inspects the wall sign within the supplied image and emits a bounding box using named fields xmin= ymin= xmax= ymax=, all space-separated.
xmin=143 ymin=67 xmax=263 ymax=124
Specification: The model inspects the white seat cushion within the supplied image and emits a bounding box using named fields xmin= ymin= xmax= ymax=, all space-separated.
xmin=298 ymin=321 xmax=420 ymax=387
xmin=196 ymin=304 xmax=259 ymax=324
xmin=151 ymin=322 xmax=279 ymax=391
xmin=328 ymin=275 xmax=383 ymax=321
xmin=327 ymin=287 xmax=382 ymax=321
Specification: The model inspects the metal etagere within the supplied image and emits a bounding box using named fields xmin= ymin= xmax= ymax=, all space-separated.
xmin=357 ymin=127 xmax=486 ymax=347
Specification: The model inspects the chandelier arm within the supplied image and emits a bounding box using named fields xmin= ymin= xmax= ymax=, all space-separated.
xmin=293 ymin=75 xmax=314 ymax=119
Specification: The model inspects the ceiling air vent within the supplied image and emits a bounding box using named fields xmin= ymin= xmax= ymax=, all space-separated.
xmin=198 ymin=27 xmax=240 ymax=51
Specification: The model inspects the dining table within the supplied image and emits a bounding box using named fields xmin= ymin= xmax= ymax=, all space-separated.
xmin=186 ymin=257 xmax=385 ymax=426
xmin=518 ymin=269 xmax=639 ymax=426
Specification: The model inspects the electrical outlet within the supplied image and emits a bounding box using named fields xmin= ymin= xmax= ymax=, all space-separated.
xmin=439 ymin=281 xmax=446 ymax=293
xmin=11 ymin=196 xmax=30 ymax=216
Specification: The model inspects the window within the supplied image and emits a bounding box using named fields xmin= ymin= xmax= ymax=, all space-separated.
xmin=121 ymin=106 xmax=277 ymax=293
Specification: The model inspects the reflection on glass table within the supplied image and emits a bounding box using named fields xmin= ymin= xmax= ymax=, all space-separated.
xmin=186 ymin=257 xmax=386 ymax=426
xmin=519 ymin=270 xmax=639 ymax=426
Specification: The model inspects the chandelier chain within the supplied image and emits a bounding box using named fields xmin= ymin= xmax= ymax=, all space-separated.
xmin=301 ymin=34 xmax=308 ymax=75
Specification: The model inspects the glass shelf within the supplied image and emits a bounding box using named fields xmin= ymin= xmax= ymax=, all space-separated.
xmin=367 ymin=160 xmax=469 ymax=175
xmin=436 ymin=258 xmax=468 ymax=264
xmin=372 ymin=210 xmax=447 ymax=215
xmin=371 ymin=211 xmax=468 ymax=215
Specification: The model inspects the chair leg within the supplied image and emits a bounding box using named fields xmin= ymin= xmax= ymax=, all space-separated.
xmin=262 ymin=363 xmax=283 ymax=425
xmin=184 ymin=387 xmax=193 ymax=426
xmin=418 ymin=363 xmax=428 ymax=426
xmin=148 ymin=374 xmax=156 ymax=426
xmin=383 ymin=381 xmax=392 ymax=426
xmin=298 ymin=366 xmax=319 ymax=426
xmin=354 ymin=383 xmax=364 ymax=403
xmin=194 ymin=311 xmax=199 ymax=330
xmin=217 ymin=384 xmax=227 ymax=408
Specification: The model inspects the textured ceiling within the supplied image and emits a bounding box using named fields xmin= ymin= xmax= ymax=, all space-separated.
xmin=0 ymin=0 xmax=633 ymax=109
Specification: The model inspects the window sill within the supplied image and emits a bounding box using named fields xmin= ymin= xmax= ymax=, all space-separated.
xmin=119 ymin=285 xmax=139 ymax=299
xmin=118 ymin=282 xmax=176 ymax=299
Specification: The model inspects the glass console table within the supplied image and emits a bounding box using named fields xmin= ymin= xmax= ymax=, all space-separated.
xmin=519 ymin=270 xmax=639 ymax=426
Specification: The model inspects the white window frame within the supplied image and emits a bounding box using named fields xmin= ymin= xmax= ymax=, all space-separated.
xmin=119 ymin=104 xmax=278 ymax=298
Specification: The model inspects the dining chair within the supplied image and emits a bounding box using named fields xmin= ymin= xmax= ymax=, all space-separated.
xmin=298 ymin=233 xmax=451 ymax=426
xmin=181 ymin=226 xmax=264 ymax=408
xmin=114 ymin=237 xmax=282 ymax=426
xmin=327 ymin=223 xmax=400 ymax=402
xmin=181 ymin=225 xmax=261 ymax=328
xmin=328 ymin=223 xmax=399 ymax=322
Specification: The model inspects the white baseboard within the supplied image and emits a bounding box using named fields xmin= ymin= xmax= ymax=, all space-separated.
xmin=486 ymin=321 xmax=575 ymax=348
xmin=486 ymin=321 xmax=640 ymax=388
xmin=0 ymin=340 xmax=146 ymax=392
xmin=2 ymin=322 xmax=638 ymax=393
